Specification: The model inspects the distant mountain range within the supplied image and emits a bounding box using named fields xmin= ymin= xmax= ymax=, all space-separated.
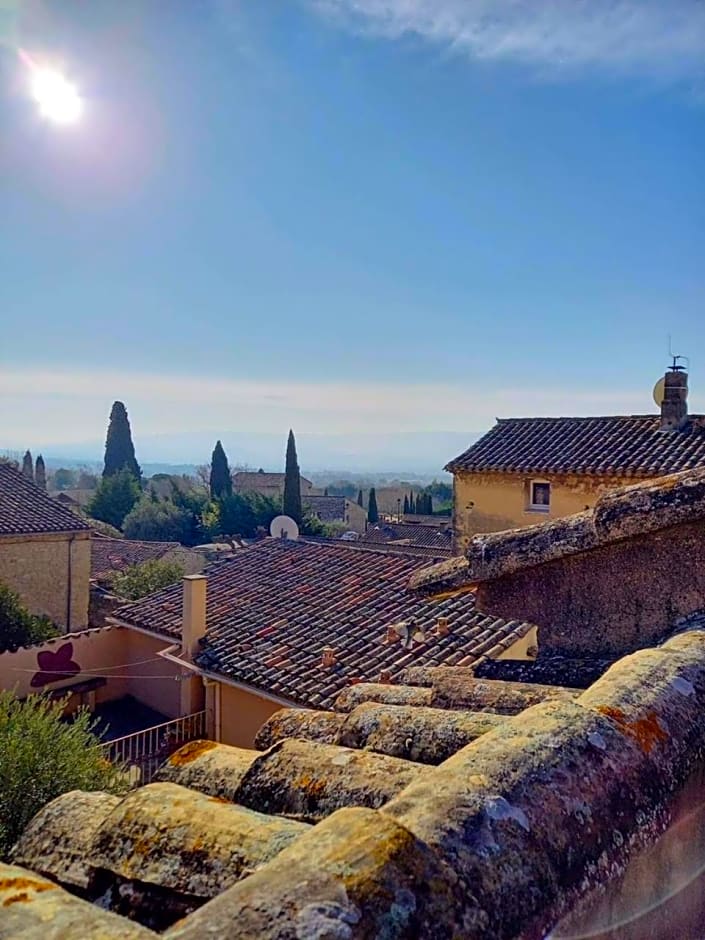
xmin=40 ymin=430 xmax=478 ymax=478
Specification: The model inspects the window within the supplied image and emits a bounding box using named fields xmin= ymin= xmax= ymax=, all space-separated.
xmin=529 ymin=481 xmax=551 ymax=512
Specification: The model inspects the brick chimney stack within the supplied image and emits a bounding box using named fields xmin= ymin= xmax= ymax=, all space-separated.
xmin=660 ymin=364 xmax=688 ymax=432
xmin=182 ymin=575 xmax=207 ymax=661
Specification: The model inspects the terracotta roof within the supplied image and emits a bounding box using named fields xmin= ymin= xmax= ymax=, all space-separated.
xmin=9 ymin=628 xmax=705 ymax=938
xmin=114 ymin=538 xmax=532 ymax=708
xmin=0 ymin=463 xmax=90 ymax=536
xmin=360 ymin=522 xmax=453 ymax=553
xmin=301 ymin=494 xmax=348 ymax=521
xmin=91 ymin=536 xmax=182 ymax=580
xmin=446 ymin=414 xmax=705 ymax=476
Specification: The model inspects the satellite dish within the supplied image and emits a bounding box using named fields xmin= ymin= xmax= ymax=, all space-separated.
xmin=653 ymin=377 xmax=666 ymax=407
xmin=270 ymin=515 xmax=299 ymax=540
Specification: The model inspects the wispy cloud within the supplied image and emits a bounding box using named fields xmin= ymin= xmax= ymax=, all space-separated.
xmin=311 ymin=0 xmax=705 ymax=77
xmin=0 ymin=367 xmax=660 ymax=451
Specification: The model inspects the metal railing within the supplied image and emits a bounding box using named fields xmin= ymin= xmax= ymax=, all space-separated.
xmin=100 ymin=710 xmax=207 ymax=785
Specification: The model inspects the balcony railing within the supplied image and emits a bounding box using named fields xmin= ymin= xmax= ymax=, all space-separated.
xmin=100 ymin=710 xmax=207 ymax=785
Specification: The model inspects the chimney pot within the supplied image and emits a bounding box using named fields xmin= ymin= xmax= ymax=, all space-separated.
xmin=436 ymin=616 xmax=451 ymax=636
xmin=182 ymin=575 xmax=207 ymax=660
xmin=660 ymin=366 xmax=689 ymax=431
xmin=379 ymin=669 xmax=393 ymax=684
xmin=385 ymin=625 xmax=401 ymax=644
xmin=321 ymin=646 xmax=337 ymax=668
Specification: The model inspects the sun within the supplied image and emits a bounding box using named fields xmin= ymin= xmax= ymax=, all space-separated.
xmin=30 ymin=67 xmax=83 ymax=124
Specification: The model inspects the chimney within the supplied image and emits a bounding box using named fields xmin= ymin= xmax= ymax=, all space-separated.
xmin=321 ymin=646 xmax=337 ymax=668
xmin=436 ymin=616 xmax=450 ymax=637
xmin=182 ymin=575 xmax=207 ymax=660
xmin=660 ymin=363 xmax=688 ymax=432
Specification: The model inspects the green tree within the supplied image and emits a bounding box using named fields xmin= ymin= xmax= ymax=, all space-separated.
xmin=109 ymin=558 xmax=184 ymax=601
xmin=21 ymin=450 xmax=34 ymax=482
xmin=122 ymin=497 xmax=193 ymax=543
xmin=52 ymin=468 xmax=76 ymax=490
xmin=357 ymin=489 xmax=364 ymax=507
xmin=0 ymin=583 xmax=58 ymax=654
xmin=34 ymin=455 xmax=46 ymax=491
xmin=211 ymin=493 xmax=280 ymax=539
xmin=209 ymin=441 xmax=232 ymax=499
xmin=0 ymin=691 xmax=126 ymax=859
xmin=103 ymin=401 xmax=141 ymax=480
xmin=367 ymin=487 xmax=379 ymax=524
xmin=283 ymin=429 xmax=302 ymax=524
xmin=87 ymin=469 xmax=141 ymax=530
xmin=403 ymin=495 xmax=409 ymax=514
xmin=427 ymin=494 xmax=433 ymax=514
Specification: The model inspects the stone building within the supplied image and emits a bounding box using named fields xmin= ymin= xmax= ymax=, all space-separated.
xmin=0 ymin=462 xmax=91 ymax=630
xmin=447 ymin=363 xmax=705 ymax=551
xmin=232 ymin=470 xmax=317 ymax=499
xmin=301 ymin=494 xmax=368 ymax=534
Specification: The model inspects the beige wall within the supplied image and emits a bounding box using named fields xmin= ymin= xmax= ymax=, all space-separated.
xmin=121 ymin=629 xmax=185 ymax=720
xmin=343 ymin=500 xmax=368 ymax=534
xmin=0 ymin=531 xmax=90 ymax=630
xmin=495 ymin=625 xmax=538 ymax=661
xmin=218 ymin=682 xmax=290 ymax=748
xmin=452 ymin=471 xmax=640 ymax=552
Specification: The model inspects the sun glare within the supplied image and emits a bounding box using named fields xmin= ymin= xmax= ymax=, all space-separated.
xmin=30 ymin=67 xmax=83 ymax=124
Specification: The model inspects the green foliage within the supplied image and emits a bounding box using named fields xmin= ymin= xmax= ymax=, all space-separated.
xmin=21 ymin=450 xmax=33 ymax=482
xmin=109 ymin=558 xmax=184 ymax=601
xmin=52 ymin=468 xmax=76 ymax=490
xmin=0 ymin=691 xmax=126 ymax=859
xmin=209 ymin=440 xmax=232 ymax=499
xmin=122 ymin=496 xmax=193 ymax=543
xmin=0 ymin=583 xmax=58 ymax=654
xmin=403 ymin=495 xmax=409 ymax=514
xmin=34 ymin=455 xmax=46 ymax=491
xmin=87 ymin=468 xmax=141 ymax=530
xmin=283 ymin=430 xmax=302 ymax=524
xmin=357 ymin=489 xmax=363 ymax=507
xmin=367 ymin=487 xmax=379 ymax=524
xmin=103 ymin=401 xmax=141 ymax=480
xmin=210 ymin=492 xmax=280 ymax=539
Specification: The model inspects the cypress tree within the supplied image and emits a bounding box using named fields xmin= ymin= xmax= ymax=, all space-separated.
xmin=283 ymin=429 xmax=302 ymax=524
xmin=209 ymin=441 xmax=232 ymax=499
xmin=103 ymin=402 xmax=141 ymax=480
xmin=21 ymin=451 xmax=34 ymax=482
xmin=367 ymin=487 xmax=379 ymax=524
xmin=407 ymin=489 xmax=414 ymax=514
xmin=427 ymin=494 xmax=433 ymax=515
xmin=35 ymin=455 xmax=46 ymax=491
xmin=403 ymin=495 xmax=409 ymax=514
xmin=357 ymin=489 xmax=363 ymax=507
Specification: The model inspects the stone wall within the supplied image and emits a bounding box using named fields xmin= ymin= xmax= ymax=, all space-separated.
xmin=476 ymin=518 xmax=705 ymax=657
xmin=452 ymin=470 xmax=638 ymax=552
xmin=0 ymin=531 xmax=90 ymax=630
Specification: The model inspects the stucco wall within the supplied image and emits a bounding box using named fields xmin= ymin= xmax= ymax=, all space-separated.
xmin=343 ymin=501 xmax=367 ymax=534
xmin=476 ymin=519 xmax=705 ymax=658
xmin=452 ymin=470 xmax=640 ymax=551
xmin=218 ymin=683 xmax=291 ymax=748
xmin=0 ymin=531 xmax=90 ymax=630
xmin=121 ymin=629 xmax=184 ymax=720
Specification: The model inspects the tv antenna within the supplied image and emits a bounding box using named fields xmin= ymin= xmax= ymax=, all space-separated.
xmin=270 ymin=515 xmax=299 ymax=540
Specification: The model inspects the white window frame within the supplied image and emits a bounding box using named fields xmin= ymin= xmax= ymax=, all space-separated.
xmin=527 ymin=479 xmax=551 ymax=513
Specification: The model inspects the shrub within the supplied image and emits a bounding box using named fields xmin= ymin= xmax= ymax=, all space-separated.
xmin=109 ymin=558 xmax=184 ymax=601
xmin=0 ymin=583 xmax=58 ymax=654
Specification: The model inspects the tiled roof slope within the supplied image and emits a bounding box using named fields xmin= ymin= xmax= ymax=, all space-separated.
xmin=0 ymin=463 xmax=90 ymax=535
xmin=9 ymin=628 xmax=705 ymax=939
xmin=446 ymin=414 xmax=705 ymax=476
xmin=233 ymin=471 xmax=313 ymax=487
xmin=114 ymin=539 xmax=531 ymax=708
xmin=361 ymin=521 xmax=453 ymax=553
xmin=92 ymin=535 xmax=181 ymax=580
xmin=301 ymin=494 xmax=347 ymax=521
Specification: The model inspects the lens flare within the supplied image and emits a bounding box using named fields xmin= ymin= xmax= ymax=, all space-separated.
xmin=29 ymin=65 xmax=83 ymax=124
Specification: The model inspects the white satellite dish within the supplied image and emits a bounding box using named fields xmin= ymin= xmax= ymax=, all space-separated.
xmin=270 ymin=515 xmax=299 ymax=540
xmin=652 ymin=377 xmax=666 ymax=407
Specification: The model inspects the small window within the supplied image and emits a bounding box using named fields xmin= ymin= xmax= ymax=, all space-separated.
xmin=529 ymin=481 xmax=551 ymax=512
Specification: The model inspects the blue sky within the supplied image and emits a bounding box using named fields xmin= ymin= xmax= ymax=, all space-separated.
xmin=1 ymin=0 xmax=703 ymax=457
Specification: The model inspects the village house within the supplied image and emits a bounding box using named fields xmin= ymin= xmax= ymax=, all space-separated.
xmin=301 ymin=493 xmax=367 ymax=534
xmin=447 ymin=363 xmax=705 ymax=551
xmin=232 ymin=469 xmax=318 ymax=499
xmin=109 ymin=538 xmax=535 ymax=747
xmin=7 ymin=472 xmax=705 ymax=935
xmin=361 ymin=520 xmax=453 ymax=554
xmin=0 ymin=462 xmax=91 ymax=630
